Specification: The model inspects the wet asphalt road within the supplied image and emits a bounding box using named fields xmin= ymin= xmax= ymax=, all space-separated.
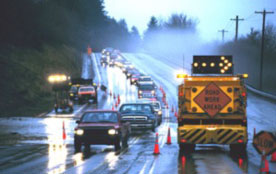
xmin=0 ymin=53 xmax=275 ymax=174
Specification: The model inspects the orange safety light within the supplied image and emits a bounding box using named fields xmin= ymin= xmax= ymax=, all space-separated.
xmin=177 ymin=74 xmax=188 ymax=78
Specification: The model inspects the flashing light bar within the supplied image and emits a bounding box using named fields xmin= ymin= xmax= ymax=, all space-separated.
xmin=192 ymin=55 xmax=233 ymax=74
xmin=48 ymin=74 xmax=69 ymax=83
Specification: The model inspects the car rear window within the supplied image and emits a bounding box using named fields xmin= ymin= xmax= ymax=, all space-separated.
xmin=139 ymin=85 xmax=154 ymax=90
xmin=81 ymin=112 xmax=118 ymax=123
xmin=79 ymin=87 xmax=94 ymax=92
xmin=120 ymin=104 xmax=153 ymax=114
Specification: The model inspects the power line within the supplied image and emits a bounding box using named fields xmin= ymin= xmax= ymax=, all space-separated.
xmin=255 ymin=9 xmax=274 ymax=90
xmin=218 ymin=29 xmax=228 ymax=42
xmin=230 ymin=15 xmax=244 ymax=42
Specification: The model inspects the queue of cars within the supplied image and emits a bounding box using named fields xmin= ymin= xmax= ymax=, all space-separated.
xmin=73 ymin=48 xmax=165 ymax=152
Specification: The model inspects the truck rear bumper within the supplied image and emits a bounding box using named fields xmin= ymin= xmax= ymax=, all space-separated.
xmin=178 ymin=125 xmax=247 ymax=145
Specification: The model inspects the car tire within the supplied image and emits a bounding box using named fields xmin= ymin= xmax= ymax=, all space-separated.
xmin=74 ymin=139 xmax=82 ymax=152
xmin=114 ymin=140 xmax=121 ymax=151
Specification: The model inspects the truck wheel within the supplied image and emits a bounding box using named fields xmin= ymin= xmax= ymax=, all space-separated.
xmin=230 ymin=144 xmax=246 ymax=153
xmin=179 ymin=144 xmax=195 ymax=153
xmin=74 ymin=139 xmax=82 ymax=152
xmin=69 ymin=107 xmax=73 ymax=113
xmin=114 ymin=140 xmax=121 ymax=151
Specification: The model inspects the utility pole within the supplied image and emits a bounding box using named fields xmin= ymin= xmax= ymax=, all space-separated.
xmin=218 ymin=29 xmax=228 ymax=42
xmin=230 ymin=15 xmax=244 ymax=42
xmin=255 ymin=9 xmax=274 ymax=90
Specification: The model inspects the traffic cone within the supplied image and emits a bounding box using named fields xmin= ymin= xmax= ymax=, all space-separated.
xmin=181 ymin=156 xmax=186 ymax=169
xmin=174 ymin=111 xmax=178 ymax=117
xmin=112 ymin=105 xmax=114 ymax=111
xmin=238 ymin=158 xmax=243 ymax=168
xmin=115 ymin=101 xmax=118 ymax=108
xmin=166 ymin=127 xmax=172 ymax=145
xmin=260 ymin=153 xmax=269 ymax=173
xmin=171 ymin=105 xmax=174 ymax=113
xmin=153 ymin=133 xmax=160 ymax=155
xmin=62 ymin=121 xmax=66 ymax=140
xmin=117 ymin=94 xmax=120 ymax=104
xmin=271 ymin=151 xmax=276 ymax=162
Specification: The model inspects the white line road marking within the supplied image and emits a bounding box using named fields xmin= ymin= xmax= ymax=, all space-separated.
xmin=139 ymin=160 xmax=150 ymax=174
xmin=149 ymin=159 xmax=156 ymax=174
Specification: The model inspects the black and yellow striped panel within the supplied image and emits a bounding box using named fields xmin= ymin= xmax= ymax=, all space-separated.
xmin=217 ymin=129 xmax=244 ymax=144
xmin=180 ymin=129 xmax=207 ymax=144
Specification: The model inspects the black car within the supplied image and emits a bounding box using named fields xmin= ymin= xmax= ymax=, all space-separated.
xmin=69 ymin=85 xmax=79 ymax=100
xmin=119 ymin=103 xmax=158 ymax=132
xmin=74 ymin=110 xmax=131 ymax=152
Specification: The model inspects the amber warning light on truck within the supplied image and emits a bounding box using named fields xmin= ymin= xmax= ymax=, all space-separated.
xmin=192 ymin=55 xmax=233 ymax=74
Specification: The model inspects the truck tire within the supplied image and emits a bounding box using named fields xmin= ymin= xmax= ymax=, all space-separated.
xmin=55 ymin=107 xmax=58 ymax=113
xmin=179 ymin=144 xmax=195 ymax=153
xmin=230 ymin=144 xmax=246 ymax=154
xmin=74 ymin=139 xmax=82 ymax=152
xmin=69 ymin=107 xmax=73 ymax=113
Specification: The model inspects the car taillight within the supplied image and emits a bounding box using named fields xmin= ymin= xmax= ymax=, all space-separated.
xmin=242 ymin=92 xmax=246 ymax=97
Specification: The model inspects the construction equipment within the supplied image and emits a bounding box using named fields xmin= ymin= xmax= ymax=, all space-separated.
xmin=177 ymin=56 xmax=248 ymax=152
xmin=48 ymin=74 xmax=74 ymax=113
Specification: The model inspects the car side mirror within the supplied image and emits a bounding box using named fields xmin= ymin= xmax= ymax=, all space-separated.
xmin=76 ymin=120 xmax=80 ymax=124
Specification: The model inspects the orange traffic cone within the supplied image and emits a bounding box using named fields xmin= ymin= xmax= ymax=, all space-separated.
xmin=153 ymin=133 xmax=160 ymax=155
xmin=115 ymin=101 xmax=118 ymax=108
xmin=174 ymin=110 xmax=178 ymax=117
xmin=62 ymin=121 xmax=66 ymax=140
xmin=117 ymin=94 xmax=121 ymax=104
xmin=166 ymin=127 xmax=172 ymax=145
xmin=260 ymin=153 xmax=269 ymax=173
xmin=271 ymin=151 xmax=276 ymax=162
xmin=112 ymin=105 xmax=114 ymax=111
xmin=171 ymin=105 xmax=174 ymax=113
xmin=238 ymin=158 xmax=243 ymax=168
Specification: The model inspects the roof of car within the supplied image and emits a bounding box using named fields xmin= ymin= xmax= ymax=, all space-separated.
xmin=83 ymin=109 xmax=118 ymax=113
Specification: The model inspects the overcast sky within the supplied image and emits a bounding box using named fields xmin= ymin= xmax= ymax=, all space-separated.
xmin=104 ymin=0 xmax=276 ymax=42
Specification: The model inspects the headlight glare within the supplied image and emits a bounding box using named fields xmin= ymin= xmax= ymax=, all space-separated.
xmin=108 ymin=129 xmax=117 ymax=135
xmin=75 ymin=129 xmax=84 ymax=135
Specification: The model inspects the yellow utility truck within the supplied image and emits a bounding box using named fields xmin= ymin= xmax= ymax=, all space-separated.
xmin=177 ymin=56 xmax=248 ymax=152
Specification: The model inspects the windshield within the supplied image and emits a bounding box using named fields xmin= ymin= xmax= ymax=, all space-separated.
xmin=152 ymin=102 xmax=160 ymax=109
xmin=120 ymin=104 xmax=153 ymax=114
xmin=79 ymin=87 xmax=94 ymax=92
xmin=139 ymin=77 xmax=151 ymax=81
xmin=70 ymin=86 xmax=78 ymax=92
xmin=81 ymin=112 xmax=118 ymax=123
xmin=139 ymin=85 xmax=155 ymax=90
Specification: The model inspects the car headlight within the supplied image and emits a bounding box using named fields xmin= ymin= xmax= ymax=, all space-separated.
xmin=131 ymin=79 xmax=135 ymax=82
xmin=108 ymin=129 xmax=117 ymax=135
xmin=158 ymin=111 xmax=162 ymax=115
xmin=75 ymin=129 xmax=84 ymax=135
xmin=151 ymin=90 xmax=155 ymax=94
xmin=70 ymin=93 xmax=74 ymax=96
xmin=139 ymin=90 xmax=142 ymax=94
xmin=127 ymin=73 xmax=131 ymax=76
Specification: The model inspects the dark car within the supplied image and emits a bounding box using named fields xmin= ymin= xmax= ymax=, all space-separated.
xmin=69 ymin=85 xmax=79 ymax=100
xmin=119 ymin=103 xmax=158 ymax=132
xmin=130 ymin=73 xmax=141 ymax=85
xmin=126 ymin=69 xmax=139 ymax=79
xmin=138 ymin=84 xmax=157 ymax=99
xmin=74 ymin=110 xmax=131 ymax=152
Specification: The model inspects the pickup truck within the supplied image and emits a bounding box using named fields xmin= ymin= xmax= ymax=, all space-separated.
xmin=78 ymin=86 xmax=97 ymax=104
xmin=74 ymin=110 xmax=131 ymax=152
xmin=119 ymin=103 xmax=158 ymax=132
